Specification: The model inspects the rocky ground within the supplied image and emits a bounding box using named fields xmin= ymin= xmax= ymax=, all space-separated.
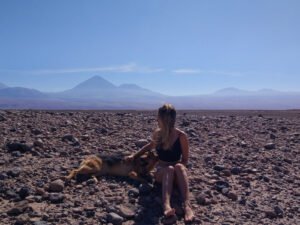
xmin=0 ymin=110 xmax=299 ymax=225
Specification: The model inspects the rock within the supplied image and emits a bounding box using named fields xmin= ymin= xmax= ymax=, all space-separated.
xmin=264 ymin=143 xmax=276 ymax=150
xmin=7 ymin=201 xmax=28 ymax=216
xmin=204 ymin=156 xmax=212 ymax=163
xmin=215 ymin=180 xmax=230 ymax=192
xmin=138 ymin=183 xmax=153 ymax=195
xmin=49 ymin=193 xmax=64 ymax=203
xmin=265 ymin=210 xmax=277 ymax=219
xmin=196 ymin=193 xmax=207 ymax=205
xmin=18 ymin=187 xmax=30 ymax=199
xmin=227 ymin=192 xmax=238 ymax=201
xmin=84 ymin=207 xmax=96 ymax=217
xmin=274 ymin=206 xmax=284 ymax=218
xmin=32 ymin=221 xmax=48 ymax=225
xmin=0 ymin=114 xmax=6 ymax=121
xmin=222 ymin=169 xmax=231 ymax=177
xmin=7 ymin=168 xmax=21 ymax=177
xmin=231 ymin=167 xmax=242 ymax=175
xmin=6 ymin=190 xmax=19 ymax=199
xmin=161 ymin=214 xmax=178 ymax=224
xmin=31 ymin=129 xmax=42 ymax=135
xmin=239 ymin=141 xmax=247 ymax=147
xmin=48 ymin=179 xmax=64 ymax=192
xmin=221 ymin=187 xmax=229 ymax=195
xmin=6 ymin=142 xmax=32 ymax=153
xmin=11 ymin=151 xmax=22 ymax=157
xmin=0 ymin=172 xmax=8 ymax=180
xmin=213 ymin=165 xmax=225 ymax=171
xmin=34 ymin=139 xmax=44 ymax=148
xmin=128 ymin=188 xmax=139 ymax=198
xmin=134 ymin=139 xmax=148 ymax=148
xmin=107 ymin=212 xmax=124 ymax=225
xmin=62 ymin=134 xmax=77 ymax=143
xmin=181 ymin=120 xmax=190 ymax=127
xmin=118 ymin=204 xmax=136 ymax=219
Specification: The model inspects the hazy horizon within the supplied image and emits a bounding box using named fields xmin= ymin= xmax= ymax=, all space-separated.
xmin=1 ymin=0 xmax=300 ymax=96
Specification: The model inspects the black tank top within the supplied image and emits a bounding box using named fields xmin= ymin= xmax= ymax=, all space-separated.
xmin=156 ymin=136 xmax=182 ymax=162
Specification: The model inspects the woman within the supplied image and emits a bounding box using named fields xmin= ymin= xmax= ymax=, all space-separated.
xmin=127 ymin=103 xmax=194 ymax=222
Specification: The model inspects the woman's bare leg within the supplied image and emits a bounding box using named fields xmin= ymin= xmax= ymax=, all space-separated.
xmin=174 ymin=163 xmax=194 ymax=222
xmin=155 ymin=166 xmax=176 ymax=217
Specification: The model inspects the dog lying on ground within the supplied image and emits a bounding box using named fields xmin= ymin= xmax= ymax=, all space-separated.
xmin=66 ymin=150 xmax=158 ymax=183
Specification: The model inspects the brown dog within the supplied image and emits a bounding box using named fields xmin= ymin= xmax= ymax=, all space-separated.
xmin=66 ymin=151 xmax=158 ymax=183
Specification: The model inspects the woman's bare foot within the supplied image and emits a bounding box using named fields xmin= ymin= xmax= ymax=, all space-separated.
xmin=184 ymin=204 xmax=194 ymax=222
xmin=164 ymin=207 xmax=176 ymax=217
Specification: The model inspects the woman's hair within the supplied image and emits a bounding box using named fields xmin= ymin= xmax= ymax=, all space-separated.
xmin=155 ymin=103 xmax=177 ymax=149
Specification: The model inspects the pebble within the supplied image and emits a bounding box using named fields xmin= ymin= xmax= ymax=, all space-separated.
xmin=231 ymin=167 xmax=242 ymax=175
xmin=118 ymin=204 xmax=136 ymax=218
xmin=49 ymin=193 xmax=64 ymax=203
xmin=18 ymin=186 xmax=30 ymax=199
xmin=227 ymin=192 xmax=238 ymax=201
xmin=48 ymin=179 xmax=64 ymax=192
xmin=134 ymin=139 xmax=148 ymax=148
xmin=107 ymin=212 xmax=124 ymax=225
xmin=6 ymin=142 xmax=32 ymax=153
xmin=264 ymin=143 xmax=276 ymax=150
xmin=213 ymin=165 xmax=225 ymax=171
xmin=196 ymin=193 xmax=207 ymax=205
xmin=128 ymin=188 xmax=139 ymax=198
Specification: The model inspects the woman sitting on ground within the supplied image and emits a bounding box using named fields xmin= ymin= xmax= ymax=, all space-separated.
xmin=127 ymin=103 xmax=195 ymax=222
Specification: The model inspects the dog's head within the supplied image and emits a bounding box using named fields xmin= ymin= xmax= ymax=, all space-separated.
xmin=134 ymin=150 xmax=158 ymax=175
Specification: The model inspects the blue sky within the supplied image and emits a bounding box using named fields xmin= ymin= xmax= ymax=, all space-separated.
xmin=0 ymin=0 xmax=299 ymax=96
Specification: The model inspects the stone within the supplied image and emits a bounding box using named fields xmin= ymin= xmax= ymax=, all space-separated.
xmin=221 ymin=187 xmax=229 ymax=195
xmin=107 ymin=212 xmax=124 ymax=225
xmin=128 ymin=188 xmax=139 ymax=198
xmin=62 ymin=134 xmax=77 ymax=143
xmin=7 ymin=201 xmax=28 ymax=216
xmin=264 ymin=143 xmax=276 ymax=150
xmin=118 ymin=204 xmax=135 ymax=219
xmin=32 ymin=221 xmax=48 ymax=225
xmin=196 ymin=193 xmax=207 ymax=205
xmin=18 ymin=187 xmax=30 ymax=199
xmin=6 ymin=167 xmax=22 ymax=177
xmin=265 ymin=210 xmax=277 ymax=219
xmin=0 ymin=172 xmax=8 ymax=180
xmin=231 ymin=167 xmax=241 ymax=175
xmin=31 ymin=129 xmax=42 ymax=135
xmin=222 ymin=169 xmax=231 ymax=177
xmin=215 ymin=180 xmax=230 ymax=192
xmin=6 ymin=142 xmax=32 ymax=153
xmin=213 ymin=165 xmax=225 ymax=171
xmin=49 ymin=193 xmax=64 ymax=204
xmin=134 ymin=139 xmax=148 ymax=148
xmin=48 ymin=179 xmax=64 ymax=192
xmin=0 ymin=114 xmax=6 ymax=121
xmin=34 ymin=139 xmax=44 ymax=148
xmin=227 ymin=192 xmax=238 ymax=201
xmin=274 ymin=206 xmax=284 ymax=218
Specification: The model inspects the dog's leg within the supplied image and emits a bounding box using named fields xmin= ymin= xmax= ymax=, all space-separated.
xmin=66 ymin=169 xmax=79 ymax=180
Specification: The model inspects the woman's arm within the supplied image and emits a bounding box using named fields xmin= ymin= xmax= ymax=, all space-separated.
xmin=133 ymin=141 xmax=154 ymax=159
xmin=179 ymin=132 xmax=189 ymax=166
xmin=127 ymin=131 xmax=157 ymax=161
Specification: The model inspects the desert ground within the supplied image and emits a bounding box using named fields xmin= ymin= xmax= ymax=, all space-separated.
xmin=0 ymin=110 xmax=299 ymax=225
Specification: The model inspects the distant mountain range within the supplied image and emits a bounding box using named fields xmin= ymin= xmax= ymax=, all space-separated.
xmin=0 ymin=76 xmax=299 ymax=109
